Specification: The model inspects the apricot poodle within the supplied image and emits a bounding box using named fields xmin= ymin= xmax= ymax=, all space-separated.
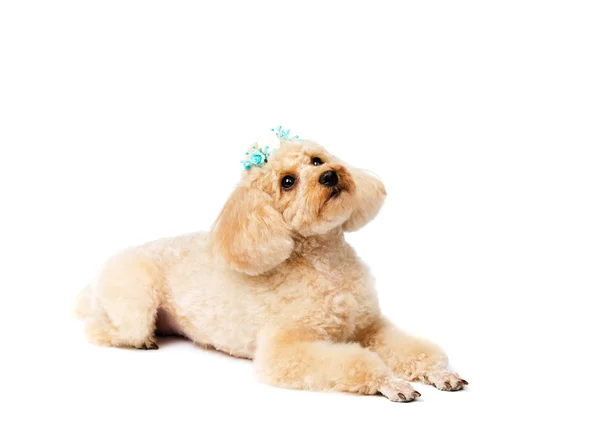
xmin=75 ymin=135 xmax=467 ymax=401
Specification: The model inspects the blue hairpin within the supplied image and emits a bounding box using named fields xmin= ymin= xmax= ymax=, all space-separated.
xmin=241 ymin=126 xmax=300 ymax=170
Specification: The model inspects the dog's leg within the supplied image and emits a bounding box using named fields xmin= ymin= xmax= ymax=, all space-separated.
xmin=357 ymin=317 xmax=468 ymax=391
xmin=86 ymin=251 xmax=163 ymax=349
xmin=254 ymin=328 xmax=421 ymax=401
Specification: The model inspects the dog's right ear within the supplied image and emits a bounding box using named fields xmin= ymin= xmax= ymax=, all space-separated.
xmin=211 ymin=183 xmax=294 ymax=275
xmin=342 ymin=168 xmax=387 ymax=232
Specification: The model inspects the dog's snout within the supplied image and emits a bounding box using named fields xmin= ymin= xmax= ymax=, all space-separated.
xmin=319 ymin=170 xmax=338 ymax=187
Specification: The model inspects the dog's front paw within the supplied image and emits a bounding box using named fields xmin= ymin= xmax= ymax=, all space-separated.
xmin=379 ymin=378 xmax=421 ymax=402
xmin=427 ymin=371 xmax=468 ymax=391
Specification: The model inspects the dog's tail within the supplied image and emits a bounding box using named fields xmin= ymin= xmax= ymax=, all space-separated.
xmin=74 ymin=285 xmax=92 ymax=319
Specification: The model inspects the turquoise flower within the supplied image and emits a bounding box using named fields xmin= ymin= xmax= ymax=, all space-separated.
xmin=250 ymin=151 xmax=266 ymax=166
xmin=241 ymin=160 xmax=252 ymax=170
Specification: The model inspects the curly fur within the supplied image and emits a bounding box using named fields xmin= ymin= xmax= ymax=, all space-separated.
xmin=75 ymin=140 xmax=466 ymax=401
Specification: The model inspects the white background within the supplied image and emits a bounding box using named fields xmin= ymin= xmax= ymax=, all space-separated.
xmin=1 ymin=1 xmax=599 ymax=441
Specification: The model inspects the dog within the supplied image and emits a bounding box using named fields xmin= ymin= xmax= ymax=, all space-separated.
xmin=75 ymin=137 xmax=467 ymax=402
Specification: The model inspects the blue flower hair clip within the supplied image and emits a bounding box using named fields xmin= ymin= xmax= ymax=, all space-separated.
xmin=241 ymin=126 xmax=300 ymax=170
xmin=241 ymin=145 xmax=272 ymax=170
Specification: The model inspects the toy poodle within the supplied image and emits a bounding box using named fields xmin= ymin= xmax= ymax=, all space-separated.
xmin=75 ymin=131 xmax=467 ymax=402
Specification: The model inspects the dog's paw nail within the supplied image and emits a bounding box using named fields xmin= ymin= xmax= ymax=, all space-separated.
xmin=460 ymin=379 xmax=469 ymax=385
xmin=444 ymin=382 xmax=452 ymax=390
xmin=413 ymin=391 xmax=421 ymax=398
xmin=397 ymin=393 xmax=406 ymax=401
xmin=432 ymin=383 xmax=437 ymax=388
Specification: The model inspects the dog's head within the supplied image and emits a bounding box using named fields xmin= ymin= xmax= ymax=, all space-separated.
xmin=211 ymin=140 xmax=386 ymax=275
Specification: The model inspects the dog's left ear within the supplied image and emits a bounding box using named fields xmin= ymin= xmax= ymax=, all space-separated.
xmin=343 ymin=168 xmax=387 ymax=232
xmin=211 ymin=183 xmax=294 ymax=275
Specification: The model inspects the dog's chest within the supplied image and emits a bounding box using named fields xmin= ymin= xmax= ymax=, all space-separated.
xmin=296 ymin=254 xmax=379 ymax=341
xmin=314 ymin=289 xmax=362 ymax=341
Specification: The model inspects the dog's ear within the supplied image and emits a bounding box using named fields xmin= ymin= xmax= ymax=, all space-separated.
xmin=211 ymin=183 xmax=294 ymax=275
xmin=343 ymin=168 xmax=387 ymax=232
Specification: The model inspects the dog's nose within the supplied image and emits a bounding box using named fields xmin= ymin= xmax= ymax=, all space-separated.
xmin=319 ymin=170 xmax=338 ymax=187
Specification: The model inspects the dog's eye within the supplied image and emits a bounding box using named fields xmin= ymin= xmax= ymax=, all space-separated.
xmin=281 ymin=175 xmax=296 ymax=190
xmin=312 ymin=157 xmax=324 ymax=166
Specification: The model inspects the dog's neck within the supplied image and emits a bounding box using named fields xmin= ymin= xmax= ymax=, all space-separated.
xmin=291 ymin=228 xmax=351 ymax=271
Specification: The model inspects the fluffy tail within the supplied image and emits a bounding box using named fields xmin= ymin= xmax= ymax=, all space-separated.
xmin=74 ymin=285 xmax=92 ymax=319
